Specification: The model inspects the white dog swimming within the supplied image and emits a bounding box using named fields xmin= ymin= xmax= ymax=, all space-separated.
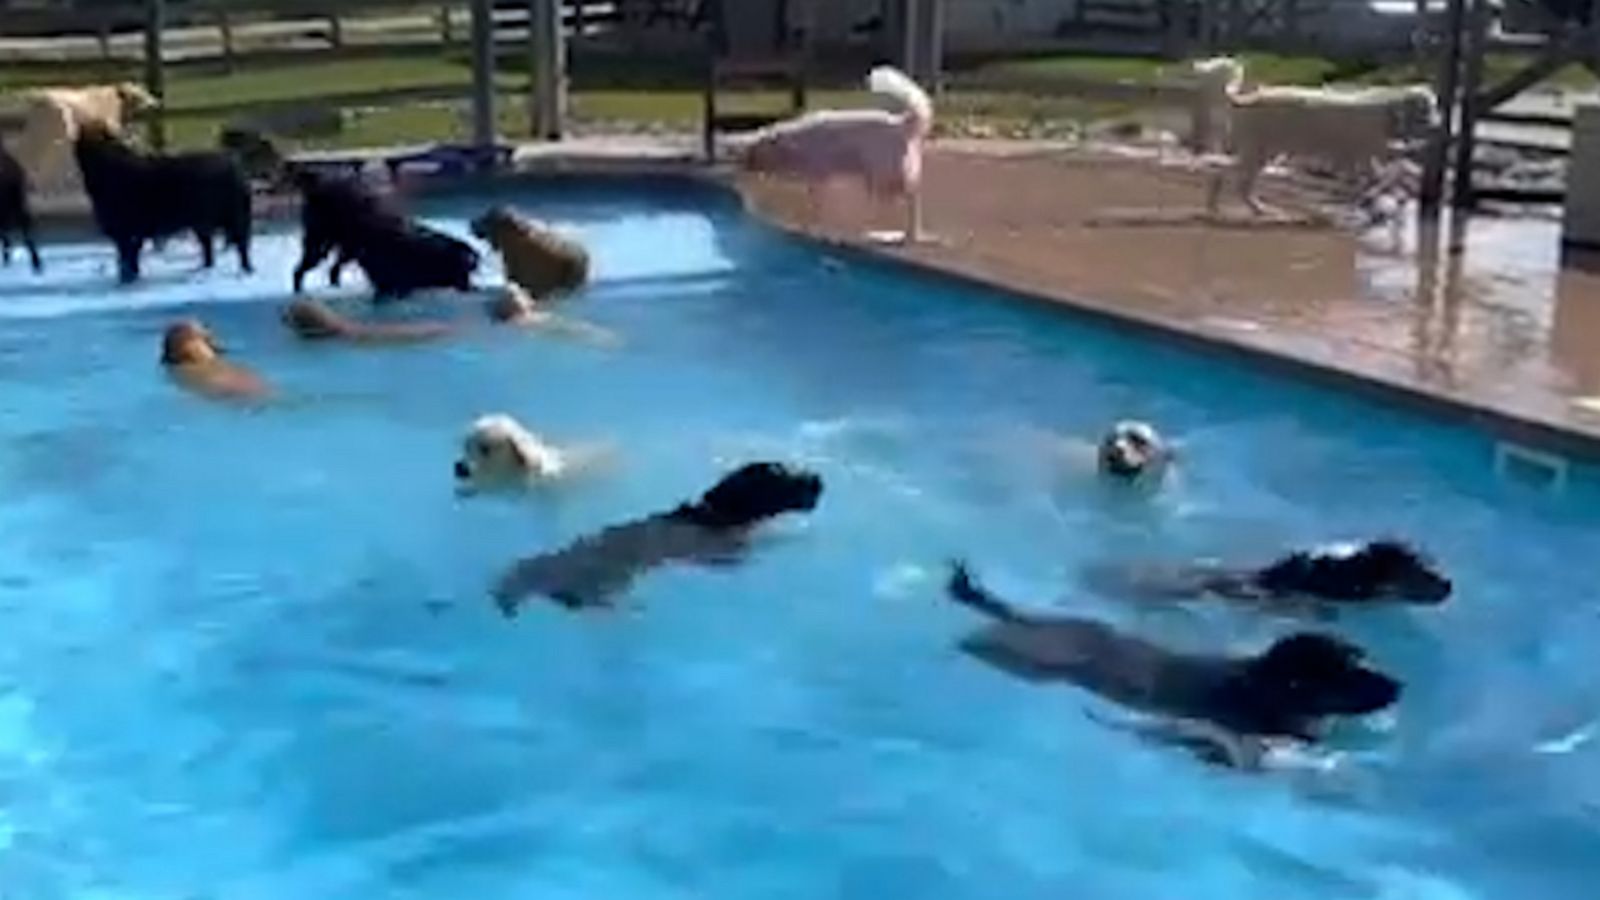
xmin=454 ymin=414 xmax=572 ymax=495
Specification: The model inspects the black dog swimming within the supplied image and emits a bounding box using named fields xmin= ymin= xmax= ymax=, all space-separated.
xmin=1088 ymin=539 xmax=1452 ymax=608
xmin=74 ymin=124 xmax=253 ymax=284
xmin=493 ymin=462 xmax=824 ymax=614
xmin=946 ymin=562 xmax=1401 ymax=761
xmin=288 ymin=167 xmax=477 ymax=301
xmin=0 ymin=140 xmax=42 ymax=273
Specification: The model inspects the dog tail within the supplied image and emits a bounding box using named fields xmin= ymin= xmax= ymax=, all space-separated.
xmin=868 ymin=66 xmax=933 ymax=138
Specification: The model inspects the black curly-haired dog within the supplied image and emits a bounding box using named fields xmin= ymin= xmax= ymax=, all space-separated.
xmin=1088 ymin=539 xmax=1452 ymax=608
xmin=74 ymin=124 xmax=253 ymax=284
xmin=493 ymin=462 xmax=824 ymax=614
xmin=947 ymin=562 xmax=1402 ymax=746
xmin=0 ymin=140 xmax=42 ymax=273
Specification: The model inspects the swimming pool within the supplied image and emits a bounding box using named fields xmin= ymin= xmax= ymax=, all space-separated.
xmin=1 ymin=177 xmax=1597 ymax=898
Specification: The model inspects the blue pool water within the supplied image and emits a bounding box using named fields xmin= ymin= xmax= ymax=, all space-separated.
xmin=1 ymin=179 xmax=1598 ymax=898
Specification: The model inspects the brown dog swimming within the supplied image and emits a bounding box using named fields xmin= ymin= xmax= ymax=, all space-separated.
xmin=160 ymin=319 xmax=269 ymax=402
xmin=282 ymin=298 xmax=454 ymax=344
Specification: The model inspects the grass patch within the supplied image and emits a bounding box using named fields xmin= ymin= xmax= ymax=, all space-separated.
xmin=966 ymin=52 xmax=1339 ymax=86
xmin=9 ymin=47 xmax=1596 ymax=153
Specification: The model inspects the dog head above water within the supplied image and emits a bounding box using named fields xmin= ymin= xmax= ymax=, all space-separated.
xmin=486 ymin=284 xmax=539 ymax=323
xmin=1229 ymin=633 xmax=1401 ymax=737
xmin=454 ymin=414 xmax=564 ymax=493
xmin=1097 ymin=421 xmax=1169 ymax=481
xmin=1256 ymin=539 xmax=1452 ymax=604
xmin=160 ymin=319 xmax=221 ymax=366
xmin=672 ymin=462 xmax=824 ymax=530
xmin=470 ymin=206 xmax=531 ymax=245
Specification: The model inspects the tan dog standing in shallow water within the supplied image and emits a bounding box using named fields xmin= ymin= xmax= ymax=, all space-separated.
xmin=160 ymin=320 xmax=269 ymax=402
xmin=282 ymin=298 xmax=454 ymax=344
xmin=471 ymin=206 xmax=590 ymax=299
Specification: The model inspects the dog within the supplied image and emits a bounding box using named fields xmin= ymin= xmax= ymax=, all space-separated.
xmin=1098 ymin=421 xmax=1171 ymax=482
xmin=453 ymin=414 xmax=570 ymax=496
xmin=288 ymin=167 xmax=477 ymax=301
xmin=281 ymin=298 xmax=454 ymax=344
xmin=8 ymin=82 xmax=157 ymax=197
xmin=946 ymin=562 xmax=1402 ymax=760
xmin=485 ymin=283 xmax=620 ymax=345
xmin=0 ymin=140 xmax=42 ymax=273
xmin=73 ymin=124 xmax=253 ymax=284
xmin=492 ymin=461 xmax=824 ymax=613
xmin=1088 ymin=539 xmax=1453 ymax=607
xmin=471 ymin=206 xmax=589 ymax=298
xmin=738 ymin=65 xmax=934 ymax=244
xmin=1192 ymin=57 xmax=1436 ymax=215
xmin=160 ymin=319 xmax=269 ymax=402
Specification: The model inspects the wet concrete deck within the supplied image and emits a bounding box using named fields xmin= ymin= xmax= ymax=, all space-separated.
xmin=736 ymin=144 xmax=1600 ymax=456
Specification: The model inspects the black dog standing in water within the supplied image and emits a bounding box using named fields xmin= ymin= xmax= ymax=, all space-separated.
xmin=1091 ymin=539 xmax=1452 ymax=609
xmin=0 ymin=140 xmax=42 ymax=273
xmin=946 ymin=562 xmax=1402 ymax=764
xmin=493 ymin=462 xmax=824 ymax=614
xmin=74 ymin=124 xmax=253 ymax=284
xmin=288 ymin=167 xmax=477 ymax=301
xmin=219 ymin=129 xmax=478 ymax=300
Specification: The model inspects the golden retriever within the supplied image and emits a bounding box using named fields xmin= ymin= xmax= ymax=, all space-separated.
xmin=282 ymin=298 xmax=454 ymax=344
xmin=160 ymin=319 xmax=269 ymax=402
xmin=486 ymin=284 xmax=618 ymax=346
xmin=471 ymin=206 xmax=589 ymax=299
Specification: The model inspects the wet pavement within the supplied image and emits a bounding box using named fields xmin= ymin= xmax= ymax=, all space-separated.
xmin=737 ymin=144 xmax=1600 ymax=454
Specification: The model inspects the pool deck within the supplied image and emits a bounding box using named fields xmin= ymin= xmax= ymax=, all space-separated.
xmin=733 ymin=141 xmax=1600 ymax=459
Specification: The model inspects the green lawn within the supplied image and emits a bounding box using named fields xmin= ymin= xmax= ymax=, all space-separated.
xmin=4 ymin=48 xmax=1593 ymax=152
xmin=971 ymin=52 xmax=1340 ymax=87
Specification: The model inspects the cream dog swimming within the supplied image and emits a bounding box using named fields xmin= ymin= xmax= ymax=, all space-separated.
xmin=453 ymin=413 xmax=607 ymax=496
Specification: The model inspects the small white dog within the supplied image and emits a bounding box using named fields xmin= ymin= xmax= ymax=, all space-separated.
xmin=454 ymin=414 xmax=569 ymax=495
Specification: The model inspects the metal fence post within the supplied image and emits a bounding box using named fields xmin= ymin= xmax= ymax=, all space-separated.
xmin=529 ymin=0 xmax=566 ymax=140
xmin=144 ymin=0 xmax=167 ymax=150
xmin=470 ymin=0 xmax=498 ymax=148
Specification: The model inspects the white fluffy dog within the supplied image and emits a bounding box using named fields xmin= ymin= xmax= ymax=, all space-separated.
xmin=1192 ymin=57 xmax=1435 ymax=215
xmin=738 ymin=65 xmax=934 ymax=244
xmin=454 ymin=414 xmax=569 ymax=495
xmin=8 ymin=82 xmax=159 ymax=196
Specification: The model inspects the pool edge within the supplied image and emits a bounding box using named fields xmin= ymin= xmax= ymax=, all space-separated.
xmin=31 ymin=154 xmax=1600 ymax=463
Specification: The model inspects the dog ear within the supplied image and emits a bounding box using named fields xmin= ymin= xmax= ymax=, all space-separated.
xmin=502 ymin=431 xmax=536 ymax=472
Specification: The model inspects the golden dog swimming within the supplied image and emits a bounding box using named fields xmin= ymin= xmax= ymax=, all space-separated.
xmin=282 ymin=298 xmax=454 ymax=344
xmin=160 ymin=319 xmax=269 ymax=402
